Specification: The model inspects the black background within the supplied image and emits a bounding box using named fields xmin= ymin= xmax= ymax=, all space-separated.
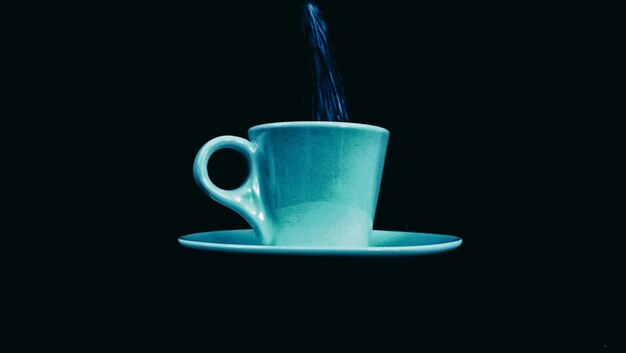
xmin=4 ymin=0 xmax=623 ymax=351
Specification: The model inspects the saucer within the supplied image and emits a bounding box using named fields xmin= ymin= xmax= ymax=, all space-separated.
xmin=178 ymin=229 xmax=462 ymax=256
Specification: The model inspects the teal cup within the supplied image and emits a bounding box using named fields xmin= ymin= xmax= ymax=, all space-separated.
xmin=193 ymin=121 xmax=389 ymax=247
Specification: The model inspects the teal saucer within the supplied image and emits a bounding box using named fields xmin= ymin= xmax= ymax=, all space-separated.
xmin=178 ymin=229 xmax=462 ymax=256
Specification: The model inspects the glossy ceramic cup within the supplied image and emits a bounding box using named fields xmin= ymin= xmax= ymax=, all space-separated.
xmin=193 ymin=121 xmax=389 ymax=247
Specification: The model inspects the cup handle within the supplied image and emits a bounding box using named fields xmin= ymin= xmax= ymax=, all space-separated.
xmin=193 ymin=136 xmax=272 ymax=245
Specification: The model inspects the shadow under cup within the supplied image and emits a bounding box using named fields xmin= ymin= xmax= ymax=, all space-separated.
xmin=194 ymin=122 xmax=389 ymax=248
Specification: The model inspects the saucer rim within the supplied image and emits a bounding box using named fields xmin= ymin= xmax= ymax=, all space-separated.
xmin=178 ymin=229 xmax=462 ymax=257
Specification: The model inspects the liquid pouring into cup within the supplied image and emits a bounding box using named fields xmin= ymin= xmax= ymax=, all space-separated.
xmin=193 ymin=1 xmax=387 ymax=248
xmin=303 ymin=0 xmax=349 ymax=122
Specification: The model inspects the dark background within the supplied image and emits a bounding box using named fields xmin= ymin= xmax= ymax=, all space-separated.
xmin=4 ymin=0 xmax=623 ymax=351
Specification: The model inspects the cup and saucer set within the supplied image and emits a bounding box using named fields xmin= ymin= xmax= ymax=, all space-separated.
xmin=179 ymin=122 xmax=462 ymax=257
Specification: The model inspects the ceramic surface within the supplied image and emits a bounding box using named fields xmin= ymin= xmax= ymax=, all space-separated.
xmin=194 ymin=122 xmax=389 ymax=247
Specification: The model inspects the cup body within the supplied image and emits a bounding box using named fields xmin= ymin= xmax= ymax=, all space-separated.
xmin=249 ymin=122 xmax=388 ymax=247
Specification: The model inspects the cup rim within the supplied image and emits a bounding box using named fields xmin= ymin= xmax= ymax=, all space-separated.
xmin=249 ymin=121 xmax=389 ymax=134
